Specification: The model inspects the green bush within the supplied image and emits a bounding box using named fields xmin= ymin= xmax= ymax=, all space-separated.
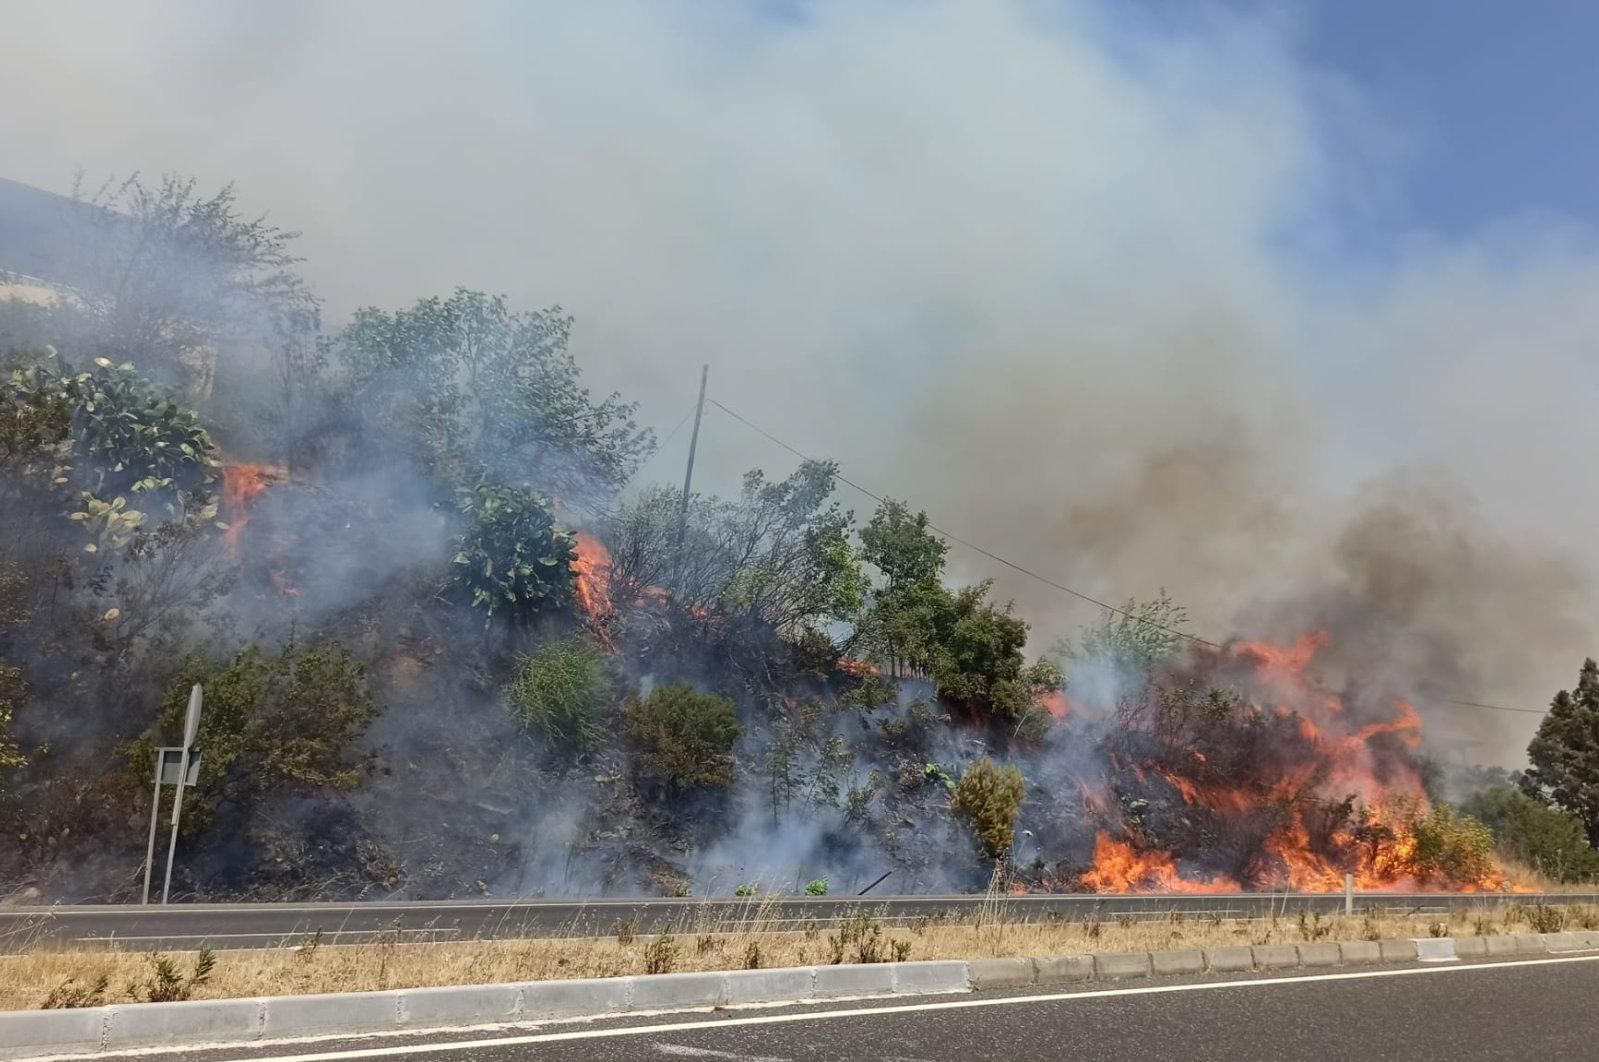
xmin=950 ymin=757 xmax=1025 ymax=860
xmin=128 ymin=639 xmax=378 ymax=834
xmin=805 ymin=877 xmax=829 ymax=896
xmin=4 ymin=356 xmax=219 ymax=549
xmin=1409 ymin=804 xmax=1497 ymax=885
xmin=624 ymin=683 xmax=741 ymax=790
xmin=505 ymin=639 xmax=611 ymax=751
xmin=453 ymin=481 xmax=575 ymax=624
xmin=1462 ymin=785 xmax=1599 ymax=882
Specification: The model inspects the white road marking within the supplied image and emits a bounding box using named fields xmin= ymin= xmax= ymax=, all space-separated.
xmin=179 ymin=953 xmax=1599 ymax=1062
xmin=653 ymin=1044 xmax=789 ymax=1060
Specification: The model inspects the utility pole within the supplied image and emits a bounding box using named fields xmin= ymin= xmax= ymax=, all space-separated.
xmin=679 ymin=364 xmax=709 ymax=536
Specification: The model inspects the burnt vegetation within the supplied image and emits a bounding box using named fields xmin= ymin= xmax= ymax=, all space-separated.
xmin=0 ymin=174 xmax=1594 ymax=902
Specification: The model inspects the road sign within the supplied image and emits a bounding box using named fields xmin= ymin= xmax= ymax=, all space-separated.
xmin=157 ymin=750 xmax=202 ymax=787
xmin=143 ymin=685 xmax=206 ymax=905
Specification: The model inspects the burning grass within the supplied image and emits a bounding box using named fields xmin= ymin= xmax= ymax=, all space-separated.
xmin=3 ymin=899 xmax=1595 ymax=1011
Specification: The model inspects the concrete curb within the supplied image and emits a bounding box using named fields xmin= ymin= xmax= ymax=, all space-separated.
xmin=4 ymin=933 xmax=1595 ymax=1058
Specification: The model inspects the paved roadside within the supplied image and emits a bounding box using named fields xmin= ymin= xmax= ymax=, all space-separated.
xmin=72 ymin=953 xmax=1599 ymax=1062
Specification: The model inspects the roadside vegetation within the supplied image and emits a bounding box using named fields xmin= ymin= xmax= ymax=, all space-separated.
xmin=5 ymin=900 xmax=1597 ymax=1011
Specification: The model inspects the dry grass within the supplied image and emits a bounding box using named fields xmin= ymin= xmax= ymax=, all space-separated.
xmin=5 ymin=899 xmax=1598 ymax=1011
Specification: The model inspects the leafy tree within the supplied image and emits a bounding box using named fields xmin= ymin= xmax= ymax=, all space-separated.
xmin=1522 ymin=658 xmax=1599 ymax=845
xmin=1064 ymin=590 xmax=1189 ymax=675
xmin=128 ymin=639 xmax=378 ymax=835
xmin=453 ymin=481 xmax=575 ymax=624
xmin=859 ymin=499 xmax=946 ymax=590
xmin=950 ymin=757 xmax=1025 ymax=860
xmin=1463 ymin=785 xmax=1599 ymax=882
xmin=930 ymin=582 xmax=1060 ymax=721
xmin=602 ymin=460 xmax=860 ymax=638
xmin=337 ymin=289 xmax=651 ymax=504
xmin=505 ymin=638 xmax=612 ymax=751
xmin=625 ymin=683 xmax=742 ymax=790
xmin=56 ymin=174 xmax=316 ymax=393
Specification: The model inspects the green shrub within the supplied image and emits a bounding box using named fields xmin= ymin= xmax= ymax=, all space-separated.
xmin=128 ymin=639 xmax=378 ymax=834
xmin=1462 ymin=785 xmax=1599 ymax=882
xmin=505 ymin=639 xmax=611 ymax=751
xmin=805 ymin=877 xmax=829 ymax=896
xmin=950 ymin=757 xmax=1025 ymax=860
xmin=624 ymin=683 xmax=741 ymax=790
xmin=453 ymin=481 xmax=575 ymax=624
xmin=1409 ymin=804 xmax=1497 ymax=885
xmin=4 ymin=356 xmax=219 ymax=549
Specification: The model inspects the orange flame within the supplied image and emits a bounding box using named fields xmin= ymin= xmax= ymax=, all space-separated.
xmin=1073 ymin=633 xmax=1507 ymax=894
xmin=1080 ymin=831 xmax=1241 ymax=894
xmin=571 ymin=532 xmax=614 ymax=620
xmin=220 ymin=463 xmax=277 ymax=552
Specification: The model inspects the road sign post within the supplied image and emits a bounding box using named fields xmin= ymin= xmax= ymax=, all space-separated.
xmin=141 ymin=685 xmax=203 ymax=905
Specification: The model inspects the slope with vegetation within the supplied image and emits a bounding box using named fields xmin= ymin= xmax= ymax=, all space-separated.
xmin=0 ymin=173 xmax=1594 ymax=902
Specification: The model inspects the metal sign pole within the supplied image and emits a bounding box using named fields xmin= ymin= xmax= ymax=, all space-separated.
xmin=140 ymin=750 xmax=166 ymax=905
xmin=160 ymin=685 xmax=203 ymax=905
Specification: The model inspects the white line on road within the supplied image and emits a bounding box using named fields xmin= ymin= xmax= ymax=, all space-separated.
xmin=181 ymin=953 xmax=1599 ymax=1062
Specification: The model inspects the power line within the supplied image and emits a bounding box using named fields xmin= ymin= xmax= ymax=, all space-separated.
xmin=705 ymin=397 xmax=1547 ymax=718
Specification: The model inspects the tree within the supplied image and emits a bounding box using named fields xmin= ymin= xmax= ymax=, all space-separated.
xmin=1064 ymin=590 xmax=1189 ymax=675
xmin=601 ymin=460 xmax=861 ymax=638
xmin=1462 ymin=785 xmax=1599 ymax=882
xmin=505 ymin=638 xmax=612 ymax=752
xmin=625 ymin=683 xmax=742 ymax=790
xmin=128 ymin=639 xmax=379 ymax=835
xmin=1523 ymin=658 xmax=1599 ymax=845
xmin=453 ymin=481 xmax=575 ymax=625
xmin=337 ymin=289 xmax=652 ymax=505
xmin=859 ymin=499 xmax=946 ymax=590
xmin=929 ymin=582 xmax=1059 ymax=720
xmin=57 ymin=174 xmax=316 ymax=395
xmin=950 ymin=757 xmax=1025 ymax=860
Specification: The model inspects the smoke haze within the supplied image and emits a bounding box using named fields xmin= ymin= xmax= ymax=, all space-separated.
xmin=2 ymin=0 xmax=1594 ymax=762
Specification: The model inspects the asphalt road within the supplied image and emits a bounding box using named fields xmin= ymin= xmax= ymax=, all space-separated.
xmin=8 ymin=891 xmax=1598 ymax=950
xmin=83 ymin=953 xmax=1599 ymax=1062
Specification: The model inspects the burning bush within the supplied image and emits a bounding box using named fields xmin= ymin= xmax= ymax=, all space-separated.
xmin=951 ymin=757 xmax=1025 ymax=860
xmin=505 ymin=638 xmax=612 ymax=752
xmin=1059 ymin=632 xmax=1514 ymax=893
xmin=625 ymin=683 xmax=741 ymax=790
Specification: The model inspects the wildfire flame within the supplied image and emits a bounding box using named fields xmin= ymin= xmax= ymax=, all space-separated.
xmin=1075 ymin=631 xmax=1507 ymax=894
xmin=220 ymin=463 xmax=279 ymax=552
xmin=1080 ymin=831 xmax=1242 ymax=894
xmin=571 ymin=532 xmax=614 ymax=621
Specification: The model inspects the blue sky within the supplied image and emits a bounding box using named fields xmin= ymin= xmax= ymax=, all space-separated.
xmin=1300 ymin=0 xmax=1599 ymax=239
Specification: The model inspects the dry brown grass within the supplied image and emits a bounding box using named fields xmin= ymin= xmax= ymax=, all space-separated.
xmin=5 ymin=899 xmax=1597 ymax=1011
